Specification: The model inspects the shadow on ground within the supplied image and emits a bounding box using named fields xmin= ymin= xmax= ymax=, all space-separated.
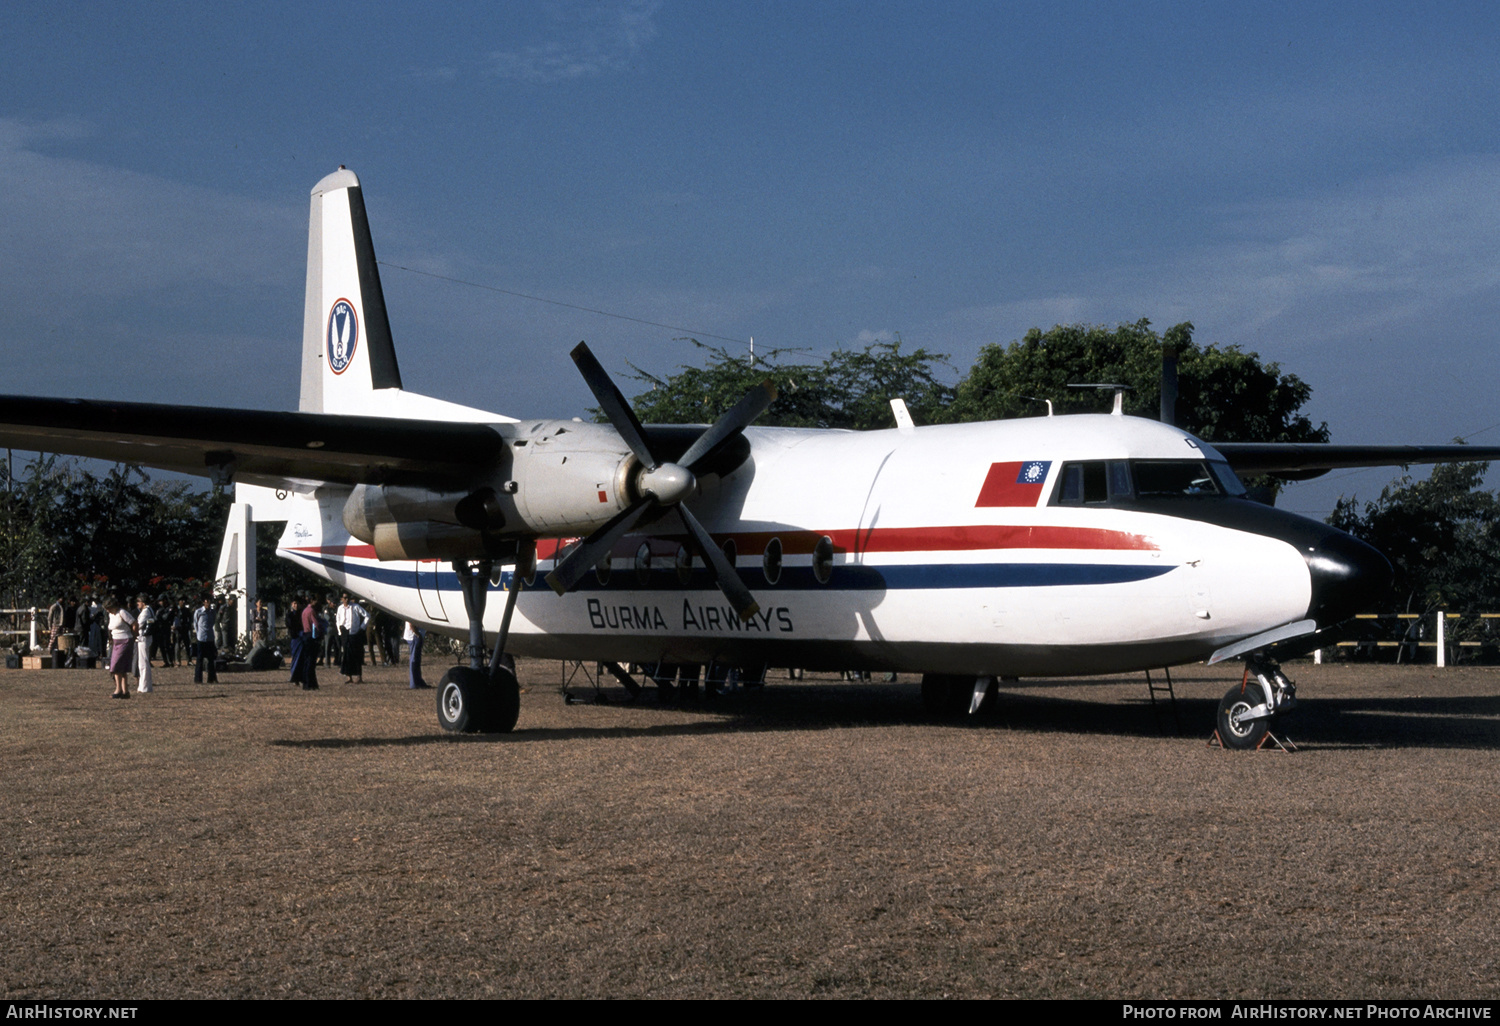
xmin=272 ymin=675 xmax=1500 ymax=751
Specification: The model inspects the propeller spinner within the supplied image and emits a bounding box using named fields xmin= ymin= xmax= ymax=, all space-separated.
xmin=545 ymin=342 xmax=776 ymax=621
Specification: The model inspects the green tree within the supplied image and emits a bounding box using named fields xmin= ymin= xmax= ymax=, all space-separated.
xmin=946 ymin=319 xmax=1330 ymax=446
xmin=1328 ymin=460 xmax=1500 ymax=613
xmin=0 ymin=456 xmax=231 ymax=607
xmin=622 ymin=338 xmax=954 ymax=429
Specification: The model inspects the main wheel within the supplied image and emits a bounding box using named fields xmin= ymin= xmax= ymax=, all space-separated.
xmin=437 ymin=667 xmax=487 ymax=733
xmin=437 ymin=666 xmax=520 ymax=734
xmin=1217 ymin=680 xmax=1270 ymax=750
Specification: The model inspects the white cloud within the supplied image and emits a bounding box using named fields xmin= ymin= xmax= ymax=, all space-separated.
xmin=485 ymin=0 xmax=661 ymax=84
xmin=0 ymin=119 xmax=300 ymax=309
xmin=0 ymin=120 xmax=305 ymax=405
xmin=939 ymin=294 xmax=1100 ymax=343
xmin=932 ymin=156 xmax=1500 ymax=355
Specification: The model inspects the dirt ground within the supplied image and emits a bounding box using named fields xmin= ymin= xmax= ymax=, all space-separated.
xmin=1 ymin=655 xmax=1497 ymax=999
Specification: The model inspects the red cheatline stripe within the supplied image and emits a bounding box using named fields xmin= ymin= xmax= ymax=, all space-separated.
xmin=291 ymin=524 xmax=1154 ymax=563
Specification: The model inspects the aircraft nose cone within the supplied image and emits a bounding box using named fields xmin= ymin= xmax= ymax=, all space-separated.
xmin=1305 ymin=531 xmax=1392 ymax=625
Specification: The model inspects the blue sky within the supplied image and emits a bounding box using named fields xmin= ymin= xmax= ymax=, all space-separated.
xmin=4 ymin=1 xmax=1500 ymax=516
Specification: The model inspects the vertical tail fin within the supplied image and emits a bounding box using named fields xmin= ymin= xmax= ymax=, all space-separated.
xmin=300 ymin=167 xmax=404 ymax=414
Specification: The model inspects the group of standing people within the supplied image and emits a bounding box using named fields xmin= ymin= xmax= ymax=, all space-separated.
xmin=47 ymin=594 xmax=105 ymax=666
xmin=74 ymin=587 xmax=432 ymax=696
xmin=54 ymin=592 xmax=226 ymax=672
xmin=100 ymin=593 xmax=220 ymax=697
xmin=279 ymin=592 xmax=429 ymax=691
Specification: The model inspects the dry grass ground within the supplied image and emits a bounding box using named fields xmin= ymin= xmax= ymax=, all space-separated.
xmin=1 ymin=656 xmax=1498 ymax=999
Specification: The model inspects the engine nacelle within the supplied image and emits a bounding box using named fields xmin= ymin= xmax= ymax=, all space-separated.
xmin=343 ymin=484 xmax=517 ymax=561
xmin=503 ymin=420 xmax=640 ymax=533
xmin=343 ymin=421 xmax=647 ymax=561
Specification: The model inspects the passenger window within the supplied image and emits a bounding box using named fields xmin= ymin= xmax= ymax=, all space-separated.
xmin=812 ymin=536 xmax=834 ymax=585
xmin=763 ymin=537 xmax=783 ymax=585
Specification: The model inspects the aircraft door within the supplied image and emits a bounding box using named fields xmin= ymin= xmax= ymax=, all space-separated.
xmin=416 ymin=559 xmax=449 ymax=622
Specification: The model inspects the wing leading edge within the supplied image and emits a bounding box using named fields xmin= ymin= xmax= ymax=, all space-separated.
xmin=0 ymin=395 xmax=505 ymax=488
xmin=1215 ymin=442 xmax=1500 ymax=481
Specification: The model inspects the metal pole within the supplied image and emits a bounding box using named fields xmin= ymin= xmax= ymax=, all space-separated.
xmin=1160 ymin=344 xmax=1179 ymax=427
xmin=1436 ymin=609 xmax=1446 ymax=668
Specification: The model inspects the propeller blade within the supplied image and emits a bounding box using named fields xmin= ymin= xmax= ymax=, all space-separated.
xmin=676 ymin=505 xmax=760 ymax=621
xmin=545 ymin=497 xmax=655 ymax=595
xmin=570 ymin=341 xmax=658 ymax=469
xmin=678 ymin=378 xmax=777 ymax=473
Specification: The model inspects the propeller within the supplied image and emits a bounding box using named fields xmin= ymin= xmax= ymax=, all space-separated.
xmin=545 ymin=342 xmax=775 ymax=621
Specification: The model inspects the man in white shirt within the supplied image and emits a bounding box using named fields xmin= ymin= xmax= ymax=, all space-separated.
xmin=133 ymin=594 xmax=155 ymax=693
xmin=336 ymin=593 xmax=369 ymax=683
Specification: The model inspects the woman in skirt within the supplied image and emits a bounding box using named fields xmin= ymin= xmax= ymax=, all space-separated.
xmin=104 ymin=598 xmax=136 ymax=699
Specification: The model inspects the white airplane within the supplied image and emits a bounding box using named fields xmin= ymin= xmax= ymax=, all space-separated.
xmin=3 ymin=168 xmax=1494 ymax=748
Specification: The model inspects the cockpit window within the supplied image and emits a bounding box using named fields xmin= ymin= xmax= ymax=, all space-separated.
xmin=1056 ymin=460 xmax=1133 ymax=505
xmin=1208 ymin=460 xmax=1247 ymax=497
xmin=1053 ymin=459 xmax=1247 ymax=505
xmin=1133 ymin=460 xmax=1220 ymax=497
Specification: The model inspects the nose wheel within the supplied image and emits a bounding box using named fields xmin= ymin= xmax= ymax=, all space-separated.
xmin=1215 ymin=657 xmax=1297 ymax=750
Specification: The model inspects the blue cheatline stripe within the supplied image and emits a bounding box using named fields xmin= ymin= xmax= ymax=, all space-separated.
xmin=285 ymin=550 xmax=1174 ymax=594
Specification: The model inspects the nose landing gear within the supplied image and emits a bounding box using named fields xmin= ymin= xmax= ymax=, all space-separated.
xmin=1215 ymin=656 xmax=1297 ymax=750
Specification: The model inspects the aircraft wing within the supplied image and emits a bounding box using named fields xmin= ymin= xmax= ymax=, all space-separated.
xmin=0 ymin=395 xmax=505 ymax=487
xmin=1215 ymin=442 xmax=1500 ymax=481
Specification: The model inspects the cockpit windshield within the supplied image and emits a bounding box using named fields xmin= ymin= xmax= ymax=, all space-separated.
xmin=1052 ymin=459 xmax=1246 ymax=506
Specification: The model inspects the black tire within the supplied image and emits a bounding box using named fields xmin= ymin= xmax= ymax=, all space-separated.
xmin=921 ymin=674 xmax=971 ymax=715
xmin=1217 ymin=680 xmax=1269 ymax=750
xmin=436 ymin=666 xmax=520 ymax=734
xmin=483 ymin=664 xmax=521 ymax=733
xmin=437 ymin=666 xmax=487 ymax=733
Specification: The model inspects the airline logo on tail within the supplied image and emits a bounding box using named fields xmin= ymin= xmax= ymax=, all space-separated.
xmin=327 ymin=299 xmax=359 ymax=374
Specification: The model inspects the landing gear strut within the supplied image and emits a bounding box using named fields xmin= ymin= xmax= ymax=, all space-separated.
xmin=436 ymin=556 xmax=525 ymax=734
xmin=1216 ymin=655 xmax=1297 ymax=750
xmin=920 ymin=673 xmax=996 ymax=716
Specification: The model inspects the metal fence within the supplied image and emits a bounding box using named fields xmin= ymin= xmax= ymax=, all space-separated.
xmin=1316 ymin=611 xmax=1500 ymax=666
xmin=0 ymin=607 xmax=40 ymax=652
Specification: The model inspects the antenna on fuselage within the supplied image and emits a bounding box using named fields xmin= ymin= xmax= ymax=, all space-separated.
xmin=1020 ymin=396 xmax=1054 ymax=416
xmin=1067 ymin=383 xmax=1132 ymax=416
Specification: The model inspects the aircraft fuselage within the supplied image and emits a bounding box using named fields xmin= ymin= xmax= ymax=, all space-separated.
xmin=277 ymin=411 xmax=1387 ymax=679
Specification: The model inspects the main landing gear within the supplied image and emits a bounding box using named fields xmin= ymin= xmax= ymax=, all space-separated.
xmin=920 ymin=673 xmax=997 ymax=716
xmin=1215 ymin=655 xmax=1297 ymax=750
xmin=436 ymin=557 xmax=525 ymax=734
